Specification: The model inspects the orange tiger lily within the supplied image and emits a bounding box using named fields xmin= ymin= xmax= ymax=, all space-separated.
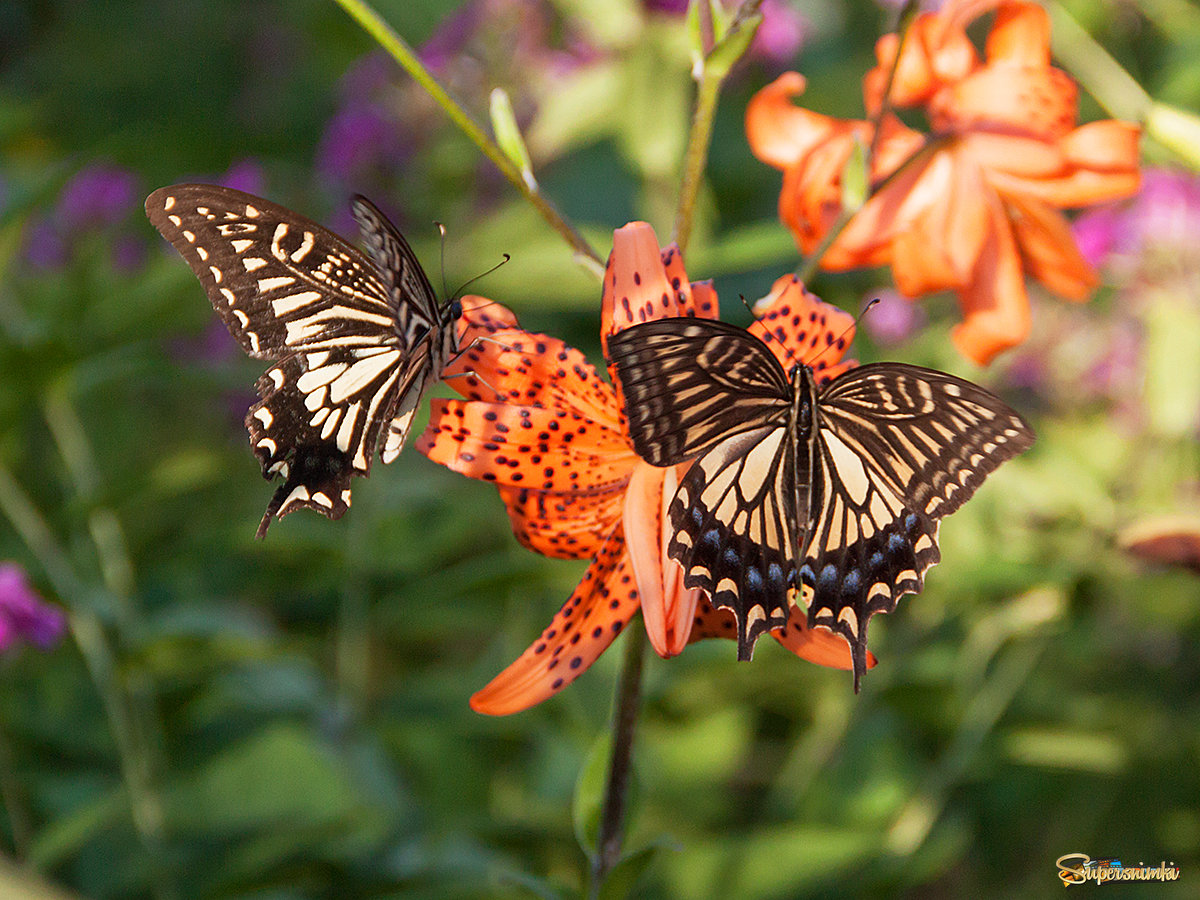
xmin=747 ymin=0 xmax=1141 ymax=365
xmin=419 ymin=223 xmax=867 ymax=714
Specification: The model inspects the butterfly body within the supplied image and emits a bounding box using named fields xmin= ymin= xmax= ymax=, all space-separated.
xmin=609 ymin=317 xmax=1035 ymax=688
xmin=146 ymin=184 xmax=458 ymax=536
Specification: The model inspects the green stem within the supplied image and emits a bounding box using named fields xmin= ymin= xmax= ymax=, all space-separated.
xmin=587 ymin=626 xmax=646 ymax=899
xmin=673 ymin=67 xmax=723 ymax=257
xmin=42 ymin=386 xmax=135 ymax=613
xmin=330 ymin=0 xmax=604 ymax=270
xmin=673 ymin=0 xmax=764 ymax=256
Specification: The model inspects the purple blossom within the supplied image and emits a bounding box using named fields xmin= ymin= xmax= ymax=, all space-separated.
xmin=751 ymin=0 xmax=809 ymax=66
xmin=420 ymin=3 xmax=485 ymax=72
xmin=217 ymin=159 xmax=267 ymax=196
xmin=316 ymin=105 xmax=409 ymax=183
xmin=0 ymin=564 xmax=66 ymax=653
xmin=643 ymin=0 xmax=689 ymax=14
xmin=1073 ymin=166 xmax=1200 ymax=279
xmin=24 ymin=162 xmax=142 ymax=271
xmin=862 ymin=289 xmax=925 ymax=346
xmin=56 ymin=164 xmax=139 ymax=229
xmin=23 ymin=218 xmax=69 ymax=271
xmin=1072 ymin=204 xmax=1120 ymax=270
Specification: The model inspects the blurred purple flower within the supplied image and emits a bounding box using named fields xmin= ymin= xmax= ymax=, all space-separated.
xmin=0 ymin=564 xmax=66 ymax=653
xmin=420 ymin=2 xmax=484 ymax=72
xmin=862 ymin=288 xmax=925 ymax=346
xmin=56 ymin=164 xmax=139 ymax=229
xmin=217 ymin=159 xmax=267 ymax=196
xmin=316 ymin=105 xmax=410 ymax=183
xmin=1073 ymin=166 xmax=1200 ymax=278
xmin=1072 ymin=204 xmax=1120 ymax=270
xmin=24 ymin=161 xmax=142 ymax=271
xmin=111 ymin=234 xmax=147 ymax=273
xmin=23 ymin=218 xmax=69 ymax=271
xmin=643 ymin=0 xmax=689 ymax=14
xmin=751 ymin=0 xmax=809 ymax=65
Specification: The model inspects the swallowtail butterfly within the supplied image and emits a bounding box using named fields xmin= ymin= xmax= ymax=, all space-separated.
xmin=608 ymin=317 xmax=1034 ymax=688
xmin=146 ymin=184 xmax=459 ymax=537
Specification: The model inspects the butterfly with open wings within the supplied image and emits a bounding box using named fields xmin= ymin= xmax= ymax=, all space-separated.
xmin=146 ymin=184 xmax=459 ymax=537
xmin=608 ymin=315 xmax=1035 ymax=689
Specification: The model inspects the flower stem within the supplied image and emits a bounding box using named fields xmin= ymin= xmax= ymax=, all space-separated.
xmin=588 ymin=625 xmax=646 ymax=898
xmin=674 ymin=67 xmax=723 ymax=257
xmin=673 ymin=0 xmax=765 ymax=256
xmin=330 ymin=0 xmax=604 ymax=270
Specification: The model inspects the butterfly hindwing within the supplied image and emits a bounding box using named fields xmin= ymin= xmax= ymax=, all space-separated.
xmin=146 ymin=184 xmax=451 ymax=536
xmin=606 ymin=318 xmax=792 ymax=465
xmin=610 ymin=318 xmax=1035 ymax=689
xmin=667 ymin=425 xmax=800 ymax=657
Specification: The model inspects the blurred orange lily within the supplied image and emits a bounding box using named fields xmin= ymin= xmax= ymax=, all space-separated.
xmin=419 ymin=223 xmax=866 ymax=715
xmin=747 ymin=0 xmax=1141 ymax=365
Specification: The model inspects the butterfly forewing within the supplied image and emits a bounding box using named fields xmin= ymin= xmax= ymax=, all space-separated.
xmin=146 ymin=184 xmax=451 ymax=536
xmin=610 ymin=317 xmax=1035 ymax=690
xmin=606 ymin=318 xmax=792 ymax=465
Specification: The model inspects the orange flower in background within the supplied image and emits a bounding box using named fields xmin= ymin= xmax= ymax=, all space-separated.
xmin=418 ymin=223 xmax=866 ymax=715
xmin=747 ymin=0 xmax=1141 ymax=365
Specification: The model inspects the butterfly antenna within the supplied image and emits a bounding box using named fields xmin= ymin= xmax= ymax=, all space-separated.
xmin=805 ymin=297 xmax=880 ymax=369
xmin=739 ymin=292 xmax=803 ymax=370
xmin=435 ymin=222 xmax=450 ymax=304
xmin=449 ymin=253 xmax=511 ymax=303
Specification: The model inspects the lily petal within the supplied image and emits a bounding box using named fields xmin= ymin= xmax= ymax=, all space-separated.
xmin=418 ymin=399 xmax=635 ymax=491
xmin=498 ymin=485 xmax=625 ymax=560
xmin=624 ymin=461 xmax=702 ymax=658
xmin=951 ymin=191 xmax=1032 ymax=364
xmin=470 ymin=526 xmax=640 ymax=715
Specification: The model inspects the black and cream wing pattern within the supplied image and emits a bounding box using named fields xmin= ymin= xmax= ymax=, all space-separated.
xmin=146 ymin=184 xmax=458 ymax=537
xmin=608 ymin=317 xmax=1035 ymax=689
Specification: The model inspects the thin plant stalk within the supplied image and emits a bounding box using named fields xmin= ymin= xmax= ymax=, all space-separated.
xmin=330 ymin=0 xmax=604 ymax=270
xmin=588 ymin=625 xmax=646 ymax=899
xmin=673 ymin=0 xmax=765 ymax=255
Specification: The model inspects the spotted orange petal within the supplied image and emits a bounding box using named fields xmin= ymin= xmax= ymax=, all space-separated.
xmin=601 ymin=222 xmax=714 ymax=351
xmin=419 ymin=399 xmax=635 ymax=492
xmin=470 ymin=526 xmax=640 ymax=715
xmin=497 ymin=485 xmax=624 ymax=560
xmin=749 ymin=274 xmax=857 ymax=380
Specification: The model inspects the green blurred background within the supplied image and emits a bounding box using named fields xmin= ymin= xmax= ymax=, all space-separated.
xmin=1 ymin=0 xmax=1198 ymax=897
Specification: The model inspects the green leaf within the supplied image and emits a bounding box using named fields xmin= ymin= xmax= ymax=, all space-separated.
xmin=704 ymin=10 xmax=762 ymax=80
xmin=840 ymin=136 xmax=870 ymax=214
xmin=490 ymin=88 xmax=535 ymax=188
xmin=596 ymin=839 xmax=674 ymax=900
xmin=29 ymin=788 xmax=127 ymax=870
xmin=165 ymin=723 xmax=373 ymax=835
xmin=572 ymin=729 xmax=613 ymax=855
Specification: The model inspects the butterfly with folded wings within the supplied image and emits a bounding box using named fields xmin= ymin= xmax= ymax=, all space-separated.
xmin=608 ymin=316 xmax=1034 ymax=688
xmin=146 ymin=184 xmax=459 ymax=537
